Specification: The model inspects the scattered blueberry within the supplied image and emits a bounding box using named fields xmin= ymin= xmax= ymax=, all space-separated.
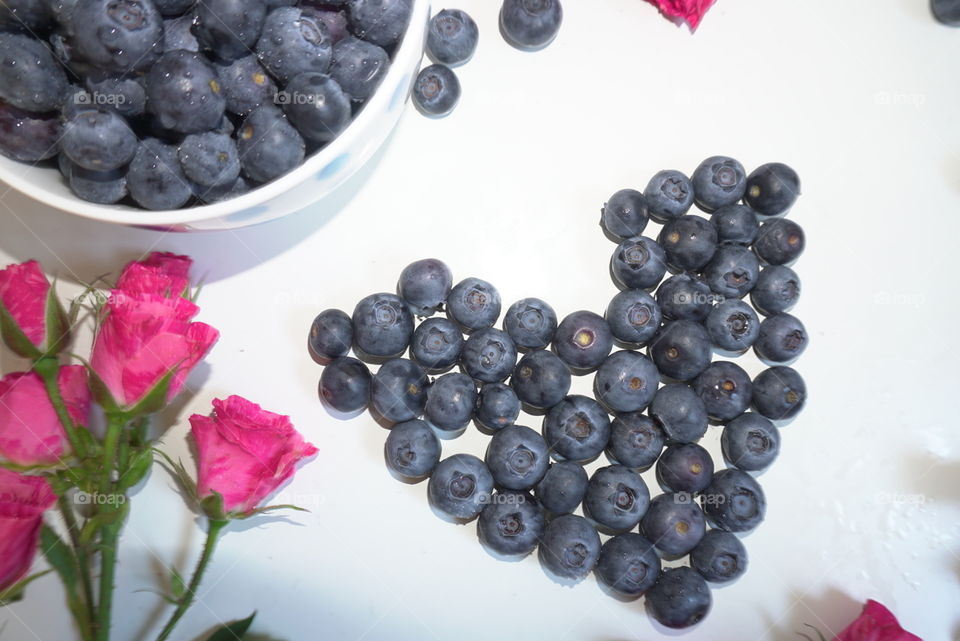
xmin=645 ymin=566 xmax=711 ymax=629
xmin=485 ymin=425 xmax=549 ymax=490
xmin=721 ymin=412 xmax=780 ymax=472
xmin=595 ymin=533 xmax=661 ymax=598
xmin=648 ymin=320 xmax=712 ymax=382
xmin=511 ymin=349 xmax=571 ymax=410
xmin=744 ymin=162 xmax=800 ymax=216
xmin=754 ymin=312 xmax=808 ymax=363
xmin=656 ymin=443 xmax=714 ymax=494
xmin=447 ymin=277 xmax=501 ymax=331
xmin=68 ymin=0 xmax=163 ymax=72
xmin=0 ymin=33 xmax=68 ymax=113
xmin=215 ymin=55 xmax=277 ymax=116
xmin=542 ymin=395 xmax=611 ymax=463
xmin=640 ymin=492 xmax=706 ymax=557
xmin=499 ymin=0 xmax=563 ymax=51
xmin=330 ymin=36 xmax=390 ymax=101
xmin=701 ymin=244 xmax=760 ymax=299
xmin=553 ymin=310 xmax=613 ymax=372
xmin=606 ymin=412 xmax=664 ymax=470
xmin=537 ymin=514 xmax=600 ymax=581
xmin=352 ymin=293 xmax=414 ymax=359
xmin=693 ymin=361 xmax=753 ymax=422
xmin=194 ymin=0 xmax=266 ymax=62
xmin=256 ymin=7 xmax=333 ymax=83
xmin=371 ymin=358 xmax=428 ymax=423
xmin=236 ymin=105 xmax=306 ymax=183
xmin=146 ymin=50 xmax=226 ymax=134
xmin=691 ymin=155 xmax=746 ymax=212
xmin=413 ymin=64 xmax=461 ymax=117
xmin=320 ymin=356 xmax=373 ymax=414
xmin=705 ymin=299 xmax=760 ymax=353
xmin=348 ymin=0 xmax=413 ymax=47
xmin=282 ymin=72 xmax=352 ymax=144
xmin=750 ymin=265 xmax=800 ymax=316
xmin=649 ymin=382 xmax=709 ymax=444
xmin=178 ymin=132 xmax=240 ymax=189
xmin=703 ymin=468 xmax=766 ymax=533
xmin=656 ymin=273 xmax=714 ymax=322
xmin=398 ymin=258 xmax=453 ymax=316
xmin=461 ymin=328 xmax=517 ymax=383
xmin=428 ymin=453 xmax=494 ymax=521
xmin=610 ymin=237 xmax=668 ymax=291
xmin=475 ymin=383 xmax=521 ymax=431
xmin=710 ymin=204 xmax=760 ymax=245
xmin=309 ymin=309 xmax=354 ymax=361
xmin=690 ymin=529 xmax=748 ymax=584
xmin=534 ymin=461 xmax=587 ymax=515
xmin=384 ymin=419 xmax=441 ymax=480
xmin=605 ymin=289 xmax=662 ymax=346
xmin=592 ymin=350 xmax=659 ymax=414
xmin=427 ymin=9 xmax=479 ymax=66
xmin=657 ymin=215 xmax=718 ymax=272
xmin=753 ymin=218 xmax=805 ymax=265
xmin=503 ymin=298 xmax=558 ymax=350
xmin=477 ymin=492 xmax=546 ymax=557
xmin=410 ymin=317 xmax=464 ymax=372
xmin=583 ymin=465 xmax=650 ymax=533
xmin=601 ymin=189 xmax=649 ymax=240
xmin=644 ymin=169 xmax=694 ymax=222
xmin=752 ymin=366 xmax=806 ymax=420
xmin=424 ymin=372 xmax=477 ymax=432
xmin=126 ymin=138 xmax=193 ymax=210
xmin=932 ymin=0 xmax=960 ymax=24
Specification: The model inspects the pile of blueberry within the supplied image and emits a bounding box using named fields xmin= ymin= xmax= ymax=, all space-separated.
xmin=0 ymin=0 xmax=413 ymax=209
xmin=309 ymin=156 xmax=807 ymax=629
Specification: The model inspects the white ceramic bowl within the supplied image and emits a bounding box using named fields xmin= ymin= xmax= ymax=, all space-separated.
xmin=0 ymin=0 xmax=430 ymax=232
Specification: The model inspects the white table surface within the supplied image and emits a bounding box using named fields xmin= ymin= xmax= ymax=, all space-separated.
xmin=1 ymin=0 xmax=958 ymax=639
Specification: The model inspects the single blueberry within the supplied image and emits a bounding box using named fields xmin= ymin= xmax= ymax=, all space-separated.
xmin=703 ymin=468 xmax=766 ymax=533
xmin=754 ymin=218 xmax=805 ymax=265
xmin=257 ymin=7 xmax=333 ymax=83
xmin=413 ymin=64 xmax=460 ymax=117
xmin=592 ymin=351 xmax=660 ymax=414
xmin=649 ymin=383 xmax=708 ymax=444
xmin=639 ymin=492 xmax=706 ymax=557
xmin=282 ymin=72 xmax=352 ymax=144
xmin=477 ymin=492 xmax=546 ymax=557
xmin=553 ymin=310 xmax=613 ymax=372
xmin=371 ymin=358 xmax=428 ymax=423
xmin=314 ymin=9 xmax=351 ymax=44
xmin=656 ymin=443 xmax=714 ymax=494
xmin=754 ymin=312 xmax=807 ymax=363
xmin=215 ymin=55 xmax=277 ymax=116
xmin=330 ymin=36 xmax=390 ymax=101
xmin=645 ymin=169 xmax=694 ymax=222
xmin=534 ymin=461 xmax=587 ymax=515
xmin=499 ymin=0 xmax=563 ymax=51
xmin=693 ymin=361 xmax=753 ymax=422
xmin=178 ymin=132 xmax=240 ymax=189
xmin=384 ymin=419 xmax=441 ymax=480
xmin=542 ymin=395 xmax=611 ymax=463
xmin=690 ymin=529 xmax=748 ymax=584
xmin=721 ymin=412 xmax=780 ymax=472
xmin=702 ymin=244 xmax=760 ymax=299
xmin=511 ymin=350 xmax=571 ymax=410
xmin=750 ymin=265 xmax=800 ymax=316
xmin=352 ymin=293 xmax=413 ymax=359
xmin=595 ymin=533 xmax=661 ymax=598
xmin=61 ymin=108 xmax=137 ymax=172
xmin=319 ymin=356 xmax=372 ymax=414
xmin=605 ymin=289 xmax=662 ymax=347
xmin=348 ymin=0 xmax=413 ymax=47
xmin=645 ymin=567 xmax=711 ymax=629
xmin=752 ymin=366 xmax=806 ymax=420
xmin=68 ymin=0 xmax=163 ymax=72
xmin=236 ymin=106 xmax=305 ymax=183
xmin=410 ymin=317 xmax=464 ymax=373
xmin=583 ymin=464 xmax=650 ymax=533
xmin=485 ymin=425 xmax=549 ymax=490
xmin=447 ymin=277 xmax=501 ymax=331
xmin=0 ymin=102 xmax=61 ymax=163
xmin=537 ymin=514 xmax=600 ymax=581
xmin=710 ymin=204 xmax=760 ymax=245
xmin=932 ymin=0 xmax=960 ymax=24
xmin=309 ymin=309 xmax=353 ymax=362
xmin=610 ymin=236 xmax=668 ymax=291
xmin=691 ymin=155 xmax=746 ymax=212
xmin=656 ymin=273 xmax=714 ymax=322
xmin=606 ymin=412 xmax=664 ymax=470
xmin=648 ymin=320 xmax=712 ymax=382
xmin=127 ymin=138 xmax=193 ymax=210
xmin=475 ymin=382 xmax=520 ymax=431
xmin=428 ymin=453 xmax=494 ymax=520
xmin=705 ymin=299 xmax=760 ymax=353
xmin=601 ymin=189 xmax=649 ymax=241
xmin=146 ymin=50 xmax=226 ymax=134
xmin=194 ymin=0 xmax=265 ymax=61
xmin=657 ymin=215 xmax=718 ymax=272
xmin=0 ymin=33 xmax=68 ymax=113
xmin=503 ymin=297 xmax=557 ymax=350
xmin=398 ymin=258 xmax=453 ymax=316
xmin=84 ymin=75 xmax=146 ymax=118
xmin=461 ymin=328 xmax=518 ymax=384
xmin=744 ymin=162 xmax=800 ymax=216
xmin=427 ymin=9 xmax=479 ymax=66
xmin=64 ymin=161 xmax=127 ymax=205
xmin=424 ymin=372 xmax=477 ymax=432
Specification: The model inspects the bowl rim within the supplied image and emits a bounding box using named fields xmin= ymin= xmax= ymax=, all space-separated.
xmin=0 ymin=0 xmax=429 ymax=227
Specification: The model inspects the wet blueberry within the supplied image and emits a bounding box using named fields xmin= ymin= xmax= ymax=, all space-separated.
xmin=178 ymin=132 xmax=240 ymax=189
xmin=61 ymin=108 xmax=137 ymax=172
xmin=553 ymin=310 xmax=613 ymax=372
xmin=282 ymin=72 xmax=351 ymax=144
xmin=601 ymin=189 xmax=649 ymax=240
xmin=750 ymin=265 xmax=800 ymax=316
xmin=690 ymin=529 xmax=748 ymax=584
xmin=330 ymin=36 xmax=389 ymax=101
xmin=537 ymin=514 xmax=600 ymax=581
xmin=215 ymin=55 xmax=277 ymax=116
xmin=503 ymin=297 xmax=558 ymax=350
xmin=649 ymin=383 xmax=708 ymax=444
xmin=710 ymin=204 xmax=760 ymax=245
xmin=703 ymin=468 xmax=766 ymax=532
xmin=500 ymin=0 xmax=563 ymax=51
xmin=476 ymin=382 xmax=521 ymax=431
xmin=424 ymin=372 xmax=477 ymax=432
xmin=84 ymin=74 xmax=146 ymax=118
xmin=753 ymin=218 xmax=805 ymax=265
xmin=606 ymin=412 xmax=665 ymax=470
xmin=0 ymin=102 xmax=61 ymax=163
xmin=542 ymin=395 xmax=611 ymax=463
xmin=754 ymin=312 xmax=807 ymax=363
xmin=319 ymin=356 xmax=372 ymax=414
xmin=447 ymin=277 xmax=501 ymax=331
xmin=427 ymin=9 xmax=479 ymax=66
xmin=65 ymin=163 xmax=127 ymax=204
xmin=610 ymin=236 xmax=668 ymax=291
xmin=352 ymin=293 xmax=414 ymax=359
xmin=428 ymin=453 xmax=494 ymax=521
xmin=69 ymin=0 xmax=163 ymax=72
xmin=640 ymin=493 xmax=706 ymax=556
xmin=744 ymin=162 xmax=800 ymax=216
xmin=534 ymin=461 xmax=587 ymax=514
xmin=702 ymin=244 xmax=760 ymax=299
xmin=194 ymin=0 xmax=265 ymax=61
xmin=645 ymin=566 xmax=711 ymax=629
xmin=309 ymin=309 xmax=353 ymax=361
xmin=693 ymin=361 xmax=753 ymax=422
xmin=477 ymin=492 xmax=546 ymax=557
xmin=656 ymin=443 xmax=714 ymax=493
xmin=644 ymin=169 xmax=694 ymax=223
xmin=656 ymin=274 xmax=714 ymax=322
xmin=657 ymin=215 xmax=718 ymax=272
xmin=721 ymin=412 xmax=780 ymax=472
xmin=348 ymin=0 xmax=413 ymax=47
xmin=127 ymin=138 xmax=193 ymax=210
xmin=583 ymin=464 xmax=650 ymax=533
xmin=413 ymin=64 xmax=460 ymax=117
xmin=752 ymin=366 xmax=806 ymax=420
xmin=511 ymin=349 xmax=571 ymax=410
xmin=257 ymin=6 xmax=333 ymax=83
xmin=410 ymin=317 xmax=464 ymax=373
xmin=398 ymin=258 xmax=453 ymax=316
xmin=384 ymin=419 xmax=441 ymax=480
xmin=461 ymin=328 xmax=518 ymax=384
xmin=236 ymin=106 xmax=305 ymax=183
xmin=705 ymin=300 xmax=760 ymax=353
xmin=592 ymin=351 xmax=660 ymax=414
xmin=485 ymin=425 xmax=550 ymax=490
xmin=648 ymin=320 xmax=712 ymax=381
xmin=605 ymin=289 xmax=662 ymax=347
xmin=595 ymin=533 xmax=660 ymax=598
xmin=371 ymin=358 xmax=428 ymax=423
xmin=146 ymin=50 xmax=226 ymax=134
xmin=691 ymin=155 xmax=746 ymax=212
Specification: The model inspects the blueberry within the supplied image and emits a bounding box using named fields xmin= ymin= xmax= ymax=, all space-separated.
xmin=319 ymin=356 xmax=372 ymax=414
xmin=601 ymin=189 xmax=648 ymax=241
xmin=384 ymin=419 xmax=441 ymax=479
xmin=146 ymin=50 xmax=226 ymax=134
xmin=744 ymin=162 xmax=800 ymax=216
xmin=648 ymin=320 xmax=712 ymax=382
xmin=656 ymin=274 xmax=714 ymax=322
xmin=352 ymin=293 xmax=413 ymax=358
xmin=257 ymin=7 xmax=333 ymax=83
xmin=605 ymin=289 xmax=662 ymax=347
xmin=721 ymin=412 xmax=780 ymax=472
xmin=164 ymin=14 xmax=200 ymax=52
xmin=607 ymin=412 xmax=664 ymax=470
xmin=447 ymin=277 xmax=501 ymax=331
xmin=60 ymin=108 xmax=137 ymax=172
xmin=503 ymin=298 xmax=557 ymax=350
xmin=461 ymin=328 xmax=517 ymax=384
xmin=193 ymin=0 xmax=265 ymax=61
xmin=194 ymin=176 xmax=251 ymax=204
xmin=413 ymin=64 xmax=460 ymax=117
xmin=427 ymin=9 xmax=479 ymax=66
xmin=84 ymin=75 xmax=146 ymax=118
xmin=750 ymin=265 xmax=800 ymax=316
xmin=475 ymin=382 xmax=520 ymax=431
xmin=593 ymin=351 xmax=659 ymax=414
xmin=705 ymin=299 xmax=760 ymax=352
xmin=348 ymin=0 xmax=413 ymax=47
xmin=754 ymin=218 xmax=805 ymax=265
xmin=178 ymin=132 xmax=240 ymax=189
xmin=499 ymin=0 xmax=563 ymax=51
xmin=0 ymin=33 xmax=67 ymax=113
xmin=282 ymin=72 xmax=351 ymax=144
xmin=511 ymin=349 xmax=570 ymax=410
xmin=428 ymin=453 xmax=494 ymax=521
xmin=702 ymin=244 xmax=760 ymax=299
xmin=703 ymin=468 xmax=766 ymax=533
xmin=127 ymin=138 xmax=193 ymax=210
xmin=640 ymin=493 xmax=706 ymax=556
xmin=553 ymin=310 xmax=613 ymax=372
xmin=371 ymin=358 xmax=428 ymax=423
xmin=537 ymin=514 xmax=599 ymax=581
xmin=68 ymin=0 xmax=163 ymax=72
xmin=0 ymin=1 xmax=53 ymax=32
xmin=410 ymin=317 xmax=464 ymax=372
xmin=610 ymin=236 xmax=668 ymax=291
xmin=710 ymin=204 xmax=759 ymax=245
xmin=693 ymin=361 xmax=752 ymax=422
xmin=595 ymin=533 xmax=660 ymax=598
xmin=485 ymin=425 xmax=549 ymax=490
xmin=215 ymin=55 xmax=277 ymax=116
xmin=477 ymin=492 xmax=546 ymax=557
xmin=64 ymin=161 xmax=127 ymax=204
xmin=583 ymin=464 xmax=650 ymax=533
xmin=752 ymin=366 xmax=806 ymax=420
xmin=314 ymin=9 xmax=351 ymax=44
xmin=649 ymin=383 xmax=708 ymax=443
xmin=398 ymin=258 xmax=453 ymax=316
xmin=754 ymin=312 xmax=807 ymax=363
xmin=542 ymin=395 xmax=610 ymax=463
xmin=643 ymin=170 xmax=693 ymax=222
xmin=691 ymin=155 xmax=746 ymax=212
xmin=152 ymin=0 xmax=194 ymax=16
xmin=237 ymin=105 xmax=305 ymax=183
xmin=656 ymin=443 xmax=714 ymax=493
xmin=645 ymin=566 xmax=711 ymax=629
xmin=534 ymin=461 xmax=587 ymax=514
xmin=0 ymin=102 xmax=61 ymax=163
xmin=932 ymin=0 xmax=960 ymax=24
xmin=691 ymin=529 xmax=747 ymax=584
xmin=309 ymin=309 xmax=353 ymax=361
xmin=330 ymin=36 xmax=389 ymax=101
xmin=424 ymin=372 xmax=476 ymax=432
xmin=657 ymin=215 xmax=718 ymax=272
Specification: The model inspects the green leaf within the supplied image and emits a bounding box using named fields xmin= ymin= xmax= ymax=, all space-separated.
xmin=170 ymin=567 xmax=186 ymax=601
xmin=0 ymin=570 xmax=53 ymax=606
xmin=154 ymin=449 xmax=199 ymax=506
xmin=200 ymin=492 xmax=227 ymax=522
xmin=0 ymin=298 xmax=41 ymax=360
xmin=43 ymin=280 xmax=70 ymax=356
xmin=117 ymin=447 xmax=153 ymax=491
xmin=40 ymin=524 xmax=78 ymax=591
xmin=238 ymin=504 xmax=310 ymax=520
xmin=205 ymin=612 xmax=256 ymax=641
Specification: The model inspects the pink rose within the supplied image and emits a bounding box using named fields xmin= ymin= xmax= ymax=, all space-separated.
xmin=0 ymin=468 xmax=56 ymax=592
xmin=190 ymin=396 xmax=318 ymax=516
xmin=0 ymin=260 xmax=68 ymax=358
xmin=0 ymin=366 xmax=90 ymax=466
xmin=648 ymin=0 xmax=717 ymax=29
xmin=834 ymin=600 xmax=922 ymax=641
xmin=116 ymin=252 xmax=192 ymax=299
xmin=91 ymin=292 xmax=218 ymax=409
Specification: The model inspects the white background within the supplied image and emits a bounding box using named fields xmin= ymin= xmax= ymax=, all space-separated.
xmin=1 ymin=0 xmax=959 ymax=639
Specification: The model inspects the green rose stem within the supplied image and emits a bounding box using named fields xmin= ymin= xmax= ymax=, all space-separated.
xmin=33 ymin=356 xmax=86 ymax=459
xmin=154 ymin=519 xmax=228 ymax=641
xmin=94 ymin=412 xmax=130 ymax=641
xmin=56 ymin=493 xmax=96 ymax=638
